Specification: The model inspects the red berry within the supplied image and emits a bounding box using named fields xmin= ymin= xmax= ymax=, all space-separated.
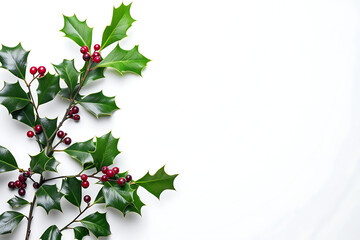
xmin=34 ymin=125 xmax=42 ymax=133
xmin=19 ymin=174 xmax=26 ymax=182
xmin=101 ymin=175 xmax=108 ymax=182
xmin=27 ymin=131 xmax=34 ymax=138
xmin=80 ymin=46 xmax=89 ymax=54
xmin=15 ymin=180 xmax=22 ymax=188
xmin=64 ymin=137 xmax=72 ymax=145
xmin=38 ymin=66 xmax=46 ymax=74
xmin=92 ymin=52 xmax=100 ymax=57
xmin=94 ymin=44 xmax=101 ymax=51
xmin=101 ymin=166 xmax=108 ymax=174
xmin=73 ymin=114 xmax=80 ymax=121
xmin=8 ymin=181 xmax=15 ymax=189
xmin=72 ymin=106 xmax=79 ymax=114
xmin=112 ymin=167 xmax=119 ymax=174
xmin=33 ymin=182 xmax=40 ymax=189
xmin=118 ymin=177 xmax=126 ymax=186
xmin=57 ymin=131 xmax=65 ymax=138
xmin=30 ymin=66 xmax=37 ymax=75
xmin=106 ymin=170 xmax=115 ymax=178
xmin=125 ymin=174 xmax=132 ymax=182
xmin=23 ymin=172 xmax=29 ymax=178
xmin=82 ymin=181 xmax=89 ymax=188
xmin=18 ymin=188 xmax=26 ymax=196
xmin=84 ymin=195 xmax=91 ymax=203
xmin=81 ymin=174 xmax=88 ymax=181
xmin=93 ymin=56 xmax=101 ymax=63
xmin=83 ymin=53 xmax=91 ymax=61
xmin=21 ymin=183 xmax=27 ymax=189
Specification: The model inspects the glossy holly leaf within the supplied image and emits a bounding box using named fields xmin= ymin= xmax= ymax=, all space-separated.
xmin=53 ymin=59 xmax=80 ymax=95
xmin=0 ymin=81 xmax=30 ymax=113
xmin=81 ymin=212 xmax=110 ymax=238
xmin=36 ymin=184 xmax=64 ymax=214
xmin=0 ymin=146 xmax=18 ymax=173
xmin=61 ymin=15 xmax=92 ymax=48
xmin=80 ymin=61 xmax=105 ymax=86
xmin=101 ymin=3 xmax=135 ymax=50
xmin=37 ymin=117 xmax=58 ymax=146
xmin=64 ymin=139 xmax=95 ymax=168
xmin=74 ymin=226 xmax=89 ymax=240
xmin=58 ymin=87 xmax=81 ymax=101
xmin=11 ymin=102 xmax=35 ymax=127
xmin=136 ymin=166 xmax=178 ymax=199
xmin=124 ymin=184 xmax=145 ymax=215
xmin=94 ymin=188 xmax=105 ymax=204
xmin=0 ymin=43 xmax=29 ymax=79
xmin=91 ymin=132 xmax=120 ymax=171
xmin=30 ymin=150 xmax=59 ymax=174
xmin=37 ymin=73 xmax=60 ymax=105
xmin=61 ymin=177 xmax=82 ymax=209
xmin=40 ymin=225 xmax=62 ymax=240
xmin=7 ymin=196 xmax=29 ymax=208
xmin=78 ymin=91 xmax=119 ymax=118
xmin=96 ymin=45 xmax=150 ymax=76
xmin=0 ymin=211 xmax=24 ymax=235
xmin=102 ymin=180 xmax=134 ymax=214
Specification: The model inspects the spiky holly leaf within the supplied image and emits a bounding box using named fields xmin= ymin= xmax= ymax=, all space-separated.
xmin=40 ymin=225 xmax=62 ymax=240
xmin=0 ymin=81 xmax=30 ymax=113
xmin=61 ymin=177 xmax=82 ymax=209
xmin=96 ymin=45 xmax=150 ymax=76
xmin=0 ymin=43 xmax=29 ymax=79
xmin=81 ymin=212 xmax=110 ymax=238
xmin=53 ymin=59 xmax=80 ymax=95
xmin=136 ymin=166 xmax=178 ymax=199
xmin=30 ymin=150 xmax=59 ymax=174
xmin=64 ymin=139 xmax=95 ymax=168
xmin=11 ymin=102 xmax=35 ymax=127
xmin=61 ymin=15 xmax=93 ymax=48
xmin=91 ymin=132 xmax=120 ymax=171
xmin=7 ymin=196 xmax=29 ymax=209
xmin=78 ymin=91 xmax=119 ymax=118
xmin=101 ymin=3 xmax=135 ymax=50
xmin=74 ymin=226 xmax=89 ymax=240
xmin=0 ymin=146 xmax=18 ymax=173
xmin=94 ymin=188 xmax=105 ymax=204
xmin=37 ymin=117 xmax=58 ymax=146
xmin=124 ymin=184 xmax=145 ymax=215
xmin=36 ymin=184 xmax=64 ymax=214
xmin=0 ymin=211 xmax=24 ymax=235
xmin=37 ymin=73 xmax=60 ymax=105
xmin=102 ymin=180 xmax=134 ymax=214
xmin=80 ymin=61 xmax=105 ymax=86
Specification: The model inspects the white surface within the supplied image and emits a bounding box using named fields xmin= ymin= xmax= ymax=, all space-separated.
xmin=0 ymin=0 xmax=360 ymax=239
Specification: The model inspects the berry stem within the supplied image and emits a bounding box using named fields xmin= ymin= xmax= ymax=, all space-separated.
xmin=25 ymin=176 xmax=43 ymax=240
xmin=60 ymin=204 xmax=91 ymax=232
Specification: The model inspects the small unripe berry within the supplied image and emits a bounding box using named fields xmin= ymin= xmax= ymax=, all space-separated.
xmin=30 ymin=66 xmax=37 ymax=75
xmin=93 ymin=56 xmax=101 ymax=63
xmin=83 ymin=53 xmax=91 ymax=61
xmin=101 ymin=175 xmax=108 ymax=182
xmin=27 ymin=131 xmax=34 ymax=138
xmin=106 ymin=169 xmax=115 ymax=178
xmin=64 ymin=137 xmax=72 ymax=145
xmin=33 ymin=182 xmax=40 ymax=189
xmin=80 ymin=46 xmax=89 ymax=54
xmin=15 ymin=180 xmax=22 ymax=188
xmin=21 ymin=183 xmax=27 ymax=189
xmin=82 ymin=181 xmax=89 ymax=188
xmin=80 ymin=174 xmax=88 ymax=181
xmin=72 ymin=106 xmax=79 ymax=114
xmin=8 ymin=181 xmax=15 ymax=189
xmin=18 ymin=188 xmax=26 ymax=196
xmin=73 ymin=114 xmax=80 ymax=121
xmin=94 ymin=44 xmax=101 ymax=51
xmin=125 ymin=174 xmax=132 ymax=182
xmin=84 ymin=195 xmax=91 ymax=203
xmin=57 ymin=131 xmax=65 ymax=138
xmin=118 ymin=177 xmax=126 ymax=186
xmin=38 ymin=66 xmax=46 ymax=74
xmin=112 ymin=167 xmax=119 ymax=174
xmin=34 ymin=125 xmax=42 ymax=134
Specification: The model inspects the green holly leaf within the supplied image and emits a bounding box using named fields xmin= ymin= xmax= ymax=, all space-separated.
xmin=64 ymin=139 xmax=95 ymax=168
xmin=37 ymin=73 xmax=60 ymax=105
xmin=61 ymin=15 xmax=93 ymax=48
xmin=7 ymin=196 xmax=29 ymax=209
xmin=102 ymin=180 xmax=134 ymax=214
xmin=11 ymin=102 xmax=35 ymax=127
xmin=61 ymin=177 xmax=82 ymax=209
xmin=94 ymin=188 xmax=105 ymax=204
xmin=30 ymin=150 xmax=59 ymax=174
xmin=80 ymin=61 xmax=105 ymax=86
xmin=96 ymin=45 xmax=150 ymax=76
xmin=74 ymin=226 xmax=89 ymax=240
xmin=81 ymin=212 xmax=111 ymax=238
xmin=136 ymin=166 xmax=178 ymax=199
xmin=36 ymin=184 xmax=64 ymax=214
xmin=0 ymin=211 xmax=24 ymax=235
xmin=101 ymin=3 xmax=135 ymax=50
xmin=91 ymin=132 xmax=120 ymax=171
xmin=0 ymin=81 xmax=30 ymax=113
xmin=124 ymin=185 xmax=145 ymax=215
xmin=40 ymin=225 xmax=62 ymax=240
xmin=0 ymin=43 xmax=29 ymax=79
xmin=78 ymin=91 xmax=119 ymax=118
xmin=0 ymin=146 xmax=18 ymax=173
xmin=53 ymin=59 xmax=80 ymax=95
xmin=37 ymin=117 xmax=58 ymax=146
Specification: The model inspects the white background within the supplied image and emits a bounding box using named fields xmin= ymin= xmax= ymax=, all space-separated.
xmin=0 ymin=0 xmax=360 ymax=239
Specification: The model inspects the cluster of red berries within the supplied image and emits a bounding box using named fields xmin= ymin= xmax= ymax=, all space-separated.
xmin=8 ymin=169 xmax=40 ymax=196
xmin=29 ymin=66 xmax=46 ymax=77
xmin=57 ymin=130 xmax=71 ymax=145
xmin=27 ymin=125 xmax=72 ymax=145
xmin=80 ymin=44 xmax=101 ymax=63
xmin=27 ymin=124 xmax=43 ymax=138
xmin=68 ymin=105 xmax=80 ymax=121
xmin=100 ymin=166 xmax=132 ymax=186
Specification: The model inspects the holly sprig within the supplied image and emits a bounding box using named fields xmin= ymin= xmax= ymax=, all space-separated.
xmin=0 ymin=3 xmax=177 ymax=240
